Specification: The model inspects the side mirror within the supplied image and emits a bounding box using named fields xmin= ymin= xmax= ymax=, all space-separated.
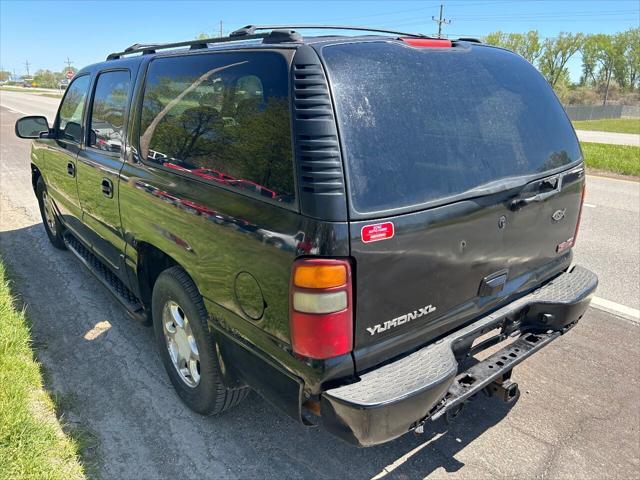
xmin=15 ymin=116 xmax=50 ymax=139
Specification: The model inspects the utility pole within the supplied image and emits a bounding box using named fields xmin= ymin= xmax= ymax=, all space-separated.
xmin=24 ymin=59 xmax=31 ymax=77
xmin=65 ymin=57 xmax=74 ymax=71
xmin=219 ymin=20 xmax=223 ymax=38
xmin=432 ymin=4 xmax=451 ymax=38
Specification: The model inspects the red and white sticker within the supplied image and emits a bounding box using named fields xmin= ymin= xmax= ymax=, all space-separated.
xmin=361 ymin=222 xmax=395 ymax=243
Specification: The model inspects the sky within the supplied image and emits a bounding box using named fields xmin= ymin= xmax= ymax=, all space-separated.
xmin=1 ymin=0 xmax=639 ymax=82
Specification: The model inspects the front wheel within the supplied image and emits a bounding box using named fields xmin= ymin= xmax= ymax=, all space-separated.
xmin=36 ymin=177 xmax=66 ymax=250
xmin=152 ymin=266 xmax=249 ymax=415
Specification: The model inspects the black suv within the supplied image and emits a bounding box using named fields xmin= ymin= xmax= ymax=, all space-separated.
xmin=15 ymin=26 xmax=597 ymax=447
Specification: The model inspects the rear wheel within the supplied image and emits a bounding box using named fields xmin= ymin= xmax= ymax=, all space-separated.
xmin=36 ymin=177 xmax=66 ymax=250
xmin=152 ymin=266 xmax=249 ymax=415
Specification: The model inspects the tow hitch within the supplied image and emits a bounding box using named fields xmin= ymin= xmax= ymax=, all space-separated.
xmin=485 ymin=375 xmax=520 ymax=403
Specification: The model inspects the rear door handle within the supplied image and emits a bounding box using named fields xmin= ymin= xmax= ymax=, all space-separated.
xmin=510 ymin=176 xmax=563 ymax=211
xmin=101 ymin=178 xmax=114 ymax=198
xmin=67 ymin=162 xmax=75 ymax=177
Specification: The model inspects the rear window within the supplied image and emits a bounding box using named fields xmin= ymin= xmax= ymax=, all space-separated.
xmin=322 ymin=42 xmax=581 ymax=214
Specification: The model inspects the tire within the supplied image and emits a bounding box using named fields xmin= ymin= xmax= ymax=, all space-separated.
xmin=36 ymin=177 xmax=66 ymax=250
xmin=152 ymin=266 xmax=249 ymax=415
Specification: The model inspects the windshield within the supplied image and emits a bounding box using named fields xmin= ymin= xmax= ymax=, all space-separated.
xmin=322 ymin=41 xmax=581 ymax=215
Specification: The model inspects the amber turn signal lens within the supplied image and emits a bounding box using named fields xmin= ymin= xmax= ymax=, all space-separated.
xmin=294 ymin=264 xmax=347 ymax=289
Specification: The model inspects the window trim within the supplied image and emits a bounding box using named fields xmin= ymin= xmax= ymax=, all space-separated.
xmin=134 ymin=49 xmax=299 ymax=212
xmin=54 ymin=73 xmax=92 ymax=145
xmin=85 ymin=68 xmax=132 ymax=158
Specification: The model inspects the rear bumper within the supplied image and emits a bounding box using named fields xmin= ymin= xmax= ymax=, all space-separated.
xmin=320 ymin=265 xmax=597 ymax=447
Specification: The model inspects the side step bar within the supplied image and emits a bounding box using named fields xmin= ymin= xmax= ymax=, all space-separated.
xmin=64 ymin=233 xmax=147 ymax=323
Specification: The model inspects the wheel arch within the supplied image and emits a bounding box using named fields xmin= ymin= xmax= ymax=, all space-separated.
xmin=134 ymin=241 xmax=180 ymax=313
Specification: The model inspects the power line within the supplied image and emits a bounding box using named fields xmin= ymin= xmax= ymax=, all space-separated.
xmin=432 ymin=4 xmax=451 ymax=38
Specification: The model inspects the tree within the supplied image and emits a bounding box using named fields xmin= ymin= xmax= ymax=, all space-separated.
xmin=0 ymin=70 xmax=10 ymax=82
xmin=580 ymin=35 xmax=600 ymax=86
xmin=485 ymin=30 xmax=542 ymax=65
xmin=621 ymin=28 xmax=639 ymax=91
xmin=33 ymin=69 xmax=61 ymax=88
xmin=538 ymin=32 xmax=584 ymax=87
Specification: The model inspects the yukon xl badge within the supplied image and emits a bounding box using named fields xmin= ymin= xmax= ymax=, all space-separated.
xmin=366 ymin=304 xmax=437 ymax=336
xmin=552 ymin=209 xmax=566 ymax=222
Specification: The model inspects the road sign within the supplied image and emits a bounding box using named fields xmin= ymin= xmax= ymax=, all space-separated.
xmin=65 ymin=70 xmax=74 ymax=79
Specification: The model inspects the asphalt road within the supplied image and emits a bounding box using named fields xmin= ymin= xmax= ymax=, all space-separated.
xmin=1 ymin=93 xmax=639 ymax=479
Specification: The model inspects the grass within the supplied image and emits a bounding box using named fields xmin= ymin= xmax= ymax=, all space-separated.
xmin=581 ymin=142 xmax=640 ymax=177
xmin=573 ymin=118 xmax=640 ymax=134
xmin=0 ymin=261 xmax=86 ymax=480
xmin=0 ymin=86 xmax=63 ymax=97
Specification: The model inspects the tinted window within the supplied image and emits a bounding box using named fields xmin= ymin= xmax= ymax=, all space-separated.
xmin=323 ymin=42 xmax=581 ymax=214
xmin=57 ymin=75 xmax=91 ymax=143
xmin=89 ymin=70 xmax=130 ymax=153
xmin=140 ymin=52 xmax=295 ymax=204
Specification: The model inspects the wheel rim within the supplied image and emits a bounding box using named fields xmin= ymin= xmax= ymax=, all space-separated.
xmin=42 ymin=191 xmax=57 ymax=236
xmin=162 ymin=300 xmax=200 ymax=388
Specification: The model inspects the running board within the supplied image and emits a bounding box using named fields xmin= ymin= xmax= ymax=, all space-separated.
xmin=64 ymin=233 xmax=147 ymax=323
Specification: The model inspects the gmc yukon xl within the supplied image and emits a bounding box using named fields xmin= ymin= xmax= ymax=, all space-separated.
xmin=15 ymin=25 xmax=598 ymax=446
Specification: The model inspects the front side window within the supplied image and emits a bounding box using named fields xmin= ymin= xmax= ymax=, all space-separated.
xmin=139 ymin=52 xmax=295 ymax=205
xmin=57 ymin=75 xmax=91 ymax=143
xmin=89 ymin=70 xmax=131 ymax=153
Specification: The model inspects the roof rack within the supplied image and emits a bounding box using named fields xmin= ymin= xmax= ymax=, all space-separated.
xmin=107 ymin=24 xmax=430 ymax=60
xmin=230 ymin=24 xmax=428 ymax=38
xmin=106 ymin=31 xmax=294 ymax=60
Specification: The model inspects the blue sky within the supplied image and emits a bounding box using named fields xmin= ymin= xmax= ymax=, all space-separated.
xmin=1 ymin=0 xmax=638 ymax=82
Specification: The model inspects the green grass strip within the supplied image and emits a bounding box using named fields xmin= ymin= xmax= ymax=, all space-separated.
xmin=0 ymin=262 xmax=86 ymax=480
xmin=581 ymin=142 xmax=640 ymax=177
xmin=573 ymin=118 xmax=640 ymax=135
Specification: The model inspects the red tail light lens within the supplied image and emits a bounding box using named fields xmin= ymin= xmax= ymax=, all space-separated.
xmin=572 ymin=183 xmax=586 ymax=246
xmin=557 ymin=182 xmax=586 ymax=253
xmin=290 ymin=258 xmax=353 ymax=359
xmin=400 ymin=38 xmax=452 ymax=48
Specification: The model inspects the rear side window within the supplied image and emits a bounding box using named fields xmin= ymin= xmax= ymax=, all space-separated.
xmin=322 ymin=42 xmax=581 ymax=214
xmin=89 ymin=70 xmax=130 ymax=153
xmin=139 ymin=52 xmax=295 ymax=205
xmin=57 ymin=75 xmax=91 ymax=143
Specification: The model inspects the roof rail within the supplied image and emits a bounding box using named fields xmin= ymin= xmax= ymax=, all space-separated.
xmin=455 ymin=37 xmax=482 ymax=44
xmin=106 ymin=31 xmax=294 ymax=60
xmin=107 ymin=25 xmax=430 ymax=60
xmin=230 ymin=24 xmax=428 ymax=38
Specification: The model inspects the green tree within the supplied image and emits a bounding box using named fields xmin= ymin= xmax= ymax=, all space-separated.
xmin=33 ymin=69 xmax=61 ymax=88
xmin=538 ymin=32 xmax=584 ymax=87
xmin=485 ymin=30 xmax=542 ymax=64
xmin=580 ymin=35 xmax=600 ymax=86
xmin=0 ymin=70 xmax=10 ymax=82
xmin=618 ymin=28 xmax=639 ymax=91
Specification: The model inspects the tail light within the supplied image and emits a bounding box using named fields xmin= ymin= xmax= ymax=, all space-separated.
xmin=290 ymin=258 xmax=353 ymax=359
xmin=572 ymin=183 xmax=587 ymax=246
xmin=557 ymin=182 xmax=586 ymax=253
